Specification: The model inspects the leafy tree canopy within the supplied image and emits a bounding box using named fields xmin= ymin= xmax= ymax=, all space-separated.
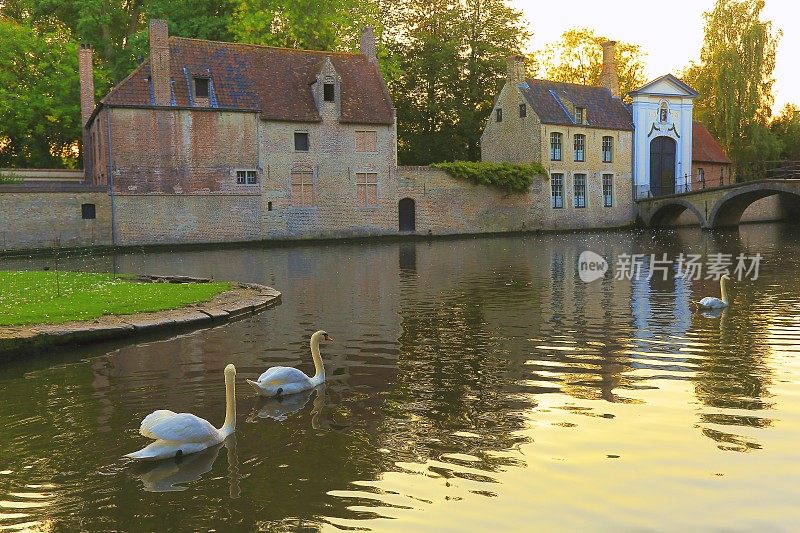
xmin=681 ymin=0 xmax=781 ymax=164
xmin=0 ymin=18 xmax=82 ymax=167
xmin=770 ymin=104 xmax=800 ymax=160
xmin=536 ymin=27 xmax=646 ymax=101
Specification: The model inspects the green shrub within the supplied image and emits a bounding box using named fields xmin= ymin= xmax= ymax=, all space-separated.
xmin=431 ymin=161 xmax=547 ymax=193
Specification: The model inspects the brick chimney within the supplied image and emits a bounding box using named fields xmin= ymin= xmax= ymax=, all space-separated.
xmin=360 ymin=26 xmax=377 ymax=63
xmin=78 ymin=45 xmax=95 ymax=126
xmin=506 ymin=55 xmax=526 ymax=85
xmin=599 ymin=41 xmax=620 ymax=98
xmin=149 ymin=19 xmax=171 ymax=105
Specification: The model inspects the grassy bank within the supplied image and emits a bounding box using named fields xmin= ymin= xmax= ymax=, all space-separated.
xmin=0 ymin=271 xmax=230 ymax=326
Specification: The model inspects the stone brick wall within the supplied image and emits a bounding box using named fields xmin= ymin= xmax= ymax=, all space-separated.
xmin=540 ymin=125 xmax=635 ymax=229
xmin=480 ymin=82 xmax=541 ymax=163
xmin=691 ymin=161 xmax=731 ymax=190
xmin=0 ymin=191 xmax=111 ymax=250
xmin=114 ymin=194 xmax=261 ymax=245
xmin=397 ymin=166 xmax=634 ymax=235
xmin=260 ymin=99 xmax=398 ymax=239
xmin=108 ymin=108 xmax=261 ymax=194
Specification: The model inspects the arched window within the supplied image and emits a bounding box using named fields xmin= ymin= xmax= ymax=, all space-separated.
xmin=659 ymin=101 xmax=668 ymax=123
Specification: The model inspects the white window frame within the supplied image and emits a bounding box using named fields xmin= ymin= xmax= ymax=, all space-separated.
xmin=235 ymin=169 xmax=258 ymax=185
xmin=551 ymin=173 xmax=564 ymax=209
xmin=574 ymin=174 xmax=587 ymax=208
xmin=550 ymin=132 xmax=562 ymax=161
xmin=602 ymin=136 xmax=613 ymax=163
xmin=574 ymin=134 xmax=585 ymax=162
xmin=602 ymin=174 xmax=613 ymax=207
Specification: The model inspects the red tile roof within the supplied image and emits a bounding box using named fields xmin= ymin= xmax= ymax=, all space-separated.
xmin=102 ymin=37 xmax=394 ymax=125
xmin=517 ymin=79 xmax=633 ymax=131
xmin=692 ymin=122 xmax=731 ymax=164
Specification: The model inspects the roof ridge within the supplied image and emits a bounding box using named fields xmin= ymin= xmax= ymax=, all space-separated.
xmin=525 ymin=78 xmax=610 ymax=91
xmin=169 ymin=36 xmax=363 ymax=58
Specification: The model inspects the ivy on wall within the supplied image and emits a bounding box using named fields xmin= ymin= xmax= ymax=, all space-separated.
xmin=431 ymin=161 xmax=547 ymax=193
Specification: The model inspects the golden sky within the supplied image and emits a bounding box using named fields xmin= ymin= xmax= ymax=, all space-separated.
xmin=511 ymin=0 xmax=797 ymax=115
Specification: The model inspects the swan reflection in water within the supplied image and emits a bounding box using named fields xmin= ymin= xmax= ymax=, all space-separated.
xmin=248 ymin=384 xmax=329 ymax=428
xmin=129 ymin=435 xmax=241 ymax=496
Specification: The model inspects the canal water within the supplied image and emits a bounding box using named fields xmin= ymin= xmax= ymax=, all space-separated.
xmin=2 ymin=224 xmax=800 ymax=531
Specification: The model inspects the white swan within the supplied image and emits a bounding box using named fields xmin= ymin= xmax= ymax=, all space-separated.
xmin=125 ymin=364 xmax=237 ymax=461
xmin=696 ymin=274 xmax=730 ymax=309
xmin=247 ymin=330 xmax=331 ymax=397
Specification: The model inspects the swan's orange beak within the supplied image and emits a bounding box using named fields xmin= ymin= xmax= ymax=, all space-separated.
xmin=323 ymin=334 xmax=333 ymax=341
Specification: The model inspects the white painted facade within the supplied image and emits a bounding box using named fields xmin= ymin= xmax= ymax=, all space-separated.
xmin=631 ymin=75 xmax=698 ymax=198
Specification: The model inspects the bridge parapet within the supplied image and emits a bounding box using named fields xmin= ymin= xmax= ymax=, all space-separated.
xmin=636 ymin=178 xmax=800 ymax=229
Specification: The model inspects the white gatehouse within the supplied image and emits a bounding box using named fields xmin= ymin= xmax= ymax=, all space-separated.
xmin=631 ymin=74 xmax=698 ymax=198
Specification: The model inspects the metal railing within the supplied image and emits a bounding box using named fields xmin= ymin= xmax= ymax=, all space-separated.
xmin=735 ymin=160 xmax=800 ymax=182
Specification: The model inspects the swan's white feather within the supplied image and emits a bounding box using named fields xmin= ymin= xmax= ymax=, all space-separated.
xmin=140 ymin=409 xmax=178 ymax=438
xmin=255 ymin=366 xmax=309 ymax=385
xmin=698 ymin=296 xmax=726 ymax=309
xmin=138 ymin=411 xmax=219 ymax=443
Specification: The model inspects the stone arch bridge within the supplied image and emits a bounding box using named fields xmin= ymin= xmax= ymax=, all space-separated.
xmin=637 ymin=179 xmax=800 ymax=229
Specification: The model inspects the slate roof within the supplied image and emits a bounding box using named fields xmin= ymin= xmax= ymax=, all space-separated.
xmin=692 ymin=122 xmax=731 ymax=164
xmin=517 ymin=79 xmax=633 ymax=131
xmin=100 ymin=37 xmax=394 ymax=125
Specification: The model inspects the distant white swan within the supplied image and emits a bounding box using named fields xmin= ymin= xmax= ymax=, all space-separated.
xmin=125 ymin=364 xmax=237 ymax=461
xmin=696 ymin=274 xmax=730 ymax=309
xmin=247 ymin=331 xmax=331 ymax=397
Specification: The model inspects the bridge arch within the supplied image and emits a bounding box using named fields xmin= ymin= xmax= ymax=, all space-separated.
xmin=707 ymin=183 xmax=800 ymax=228
xmin=644 ymin=198 xmax=707 ymax=228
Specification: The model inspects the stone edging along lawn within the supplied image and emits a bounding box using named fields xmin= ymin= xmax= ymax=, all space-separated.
xmin=0 ymin=275 xmax=281 ymax=361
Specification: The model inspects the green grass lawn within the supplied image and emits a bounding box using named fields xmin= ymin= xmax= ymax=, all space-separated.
xmin=0 ymin=271 xmax=231 ymax=326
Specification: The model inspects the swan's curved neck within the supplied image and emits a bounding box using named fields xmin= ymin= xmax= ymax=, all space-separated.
xmin=310 ymin=336 xmax=326 ymax=384
xmin=220 ymin=371 xmax=236 ymax=436
xmin=720 ymin=277 xmax=729 ymax=305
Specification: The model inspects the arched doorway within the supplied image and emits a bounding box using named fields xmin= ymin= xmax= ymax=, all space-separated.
xmin=398 ymin=198 xmax=415 ymax=232
xmin=650 ymin=136 xmax=676 ymax=196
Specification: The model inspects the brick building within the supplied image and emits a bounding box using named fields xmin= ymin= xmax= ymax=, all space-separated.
xmin=80 ymin=20 xmax=398 ymax=245
xmin=62 ymin=21 xmax=651 ymax=251
xmin=480 ymin=42 xmax=635 ymax=229
xmin=691 ymin=121 xmax=732 ymax=189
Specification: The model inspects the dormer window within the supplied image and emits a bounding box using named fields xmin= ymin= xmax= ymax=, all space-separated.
xmin=194 ymin=78 xmax=210 ymax=99
xmin=324 ymin=83 xmax=335 ymax=102
xmin=575 ymin=107 xmax=585 ymax=125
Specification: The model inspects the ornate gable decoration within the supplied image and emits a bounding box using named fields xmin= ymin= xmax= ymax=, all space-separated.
xmin=629 ymin=74 xmax=699 ymax=99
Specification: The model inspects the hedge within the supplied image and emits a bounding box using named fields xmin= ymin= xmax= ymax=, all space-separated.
xmin=430 ymin=161 xmax=547 ymax=193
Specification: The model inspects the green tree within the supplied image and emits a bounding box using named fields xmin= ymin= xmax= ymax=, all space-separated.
xmin=682 ymin=0 xmax=781 ymax=164
xmin=0 ymin=18 xmax=82 ymax=167
xmin=537 ymin=27 xmax=646 ymax=101
xmin=229 ymin=0 xmax=380 ymax=51
xmin=1 ymin=0 xmax=237 ymax=83
xmin=388 ymin=0 xmax=529 ymax=164
xmin=770 ymin=104 xmax=800 ymax=160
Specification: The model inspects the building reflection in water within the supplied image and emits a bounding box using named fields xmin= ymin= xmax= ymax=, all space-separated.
xmin=1 ymin=226 xmax=798 ymax=530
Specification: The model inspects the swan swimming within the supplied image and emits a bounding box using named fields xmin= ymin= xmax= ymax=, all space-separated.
xmin=247 ymin=330 xmax=331 ymax=397
xmin=696 ymin=274 xmax=730 ymax=309
xmin=125 ymin=364 xmax=237 ymax=461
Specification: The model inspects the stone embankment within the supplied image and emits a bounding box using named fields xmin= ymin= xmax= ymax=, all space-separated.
xmin=0 ymin=276 xmax=281 ymax=360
